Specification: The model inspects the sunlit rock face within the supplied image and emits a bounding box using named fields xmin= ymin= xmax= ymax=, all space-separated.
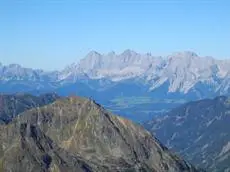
xmin=0 ymin=95 xmax=200 ymax=172
xmin=1 ymin=50 xmax=230 ymax=99
xmin=1 ymin=51 xmax=230 ymax=124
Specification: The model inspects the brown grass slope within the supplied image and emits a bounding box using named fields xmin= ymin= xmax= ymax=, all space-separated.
xmin=0 ymin=96 xmax=201 ymax=172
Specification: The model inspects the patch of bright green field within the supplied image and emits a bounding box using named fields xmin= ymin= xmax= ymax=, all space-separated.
xmin=110 ymin=96 xmax=186 ymax=107
xmin=104 ymin=96 xmax=187 ymax=122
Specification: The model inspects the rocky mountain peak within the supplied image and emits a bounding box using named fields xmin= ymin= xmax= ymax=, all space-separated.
xmin=0 ymin=95 xmax=201 ymax=172
xmin=169 ymin=51 xmax=198 ymax=58
xmin=86 ymin=50 xmax=102 ymax=59
xmin=107 ymin=51 xmax=116 ymax=56
xmin=120 ymin=49 xmax=138 ymax=57
xmin=8 ymin=63 xmax=22 ymax=69
xmin=1 ymin=50 xmax=230 ymax=98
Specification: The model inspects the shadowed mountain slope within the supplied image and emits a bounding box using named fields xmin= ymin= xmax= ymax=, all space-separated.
xmin=0 ymin=93 xmax=59 ymax=124
xmin=145 ymin=96 xmax=230 ymax=172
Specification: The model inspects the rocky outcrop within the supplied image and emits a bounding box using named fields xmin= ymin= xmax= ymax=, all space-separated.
xmin=0 ymin=96 xmax=200 ymax=172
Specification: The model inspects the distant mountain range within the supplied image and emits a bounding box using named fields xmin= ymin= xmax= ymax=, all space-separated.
xmin=145 ymin=96 xmax=230 ymax=172
xmin=1 ymin=50 xmax=230 ymax=121
xmin=0 ymin=94 xmax=200 ymax=172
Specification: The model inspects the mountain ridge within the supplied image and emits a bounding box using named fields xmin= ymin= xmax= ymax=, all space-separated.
xmin=0 ymin=95 xmax=201 ymax=172
xmin=144 ymin=95 xmax=230 ymax=172
xmin=0 ymin=93 xmax=59 ymax=124
xmin=1 ymin=50 xmax=230 ymax=96
xmin=1 ymin=50 xmax=230 ymax=122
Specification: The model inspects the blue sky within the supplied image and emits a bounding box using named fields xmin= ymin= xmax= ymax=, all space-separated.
xmin=0 ymin=0 xmax=229 ymax=70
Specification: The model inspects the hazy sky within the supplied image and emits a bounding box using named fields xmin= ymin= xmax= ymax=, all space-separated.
xmin=0 ymin=0 xmax=229 ymax=70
